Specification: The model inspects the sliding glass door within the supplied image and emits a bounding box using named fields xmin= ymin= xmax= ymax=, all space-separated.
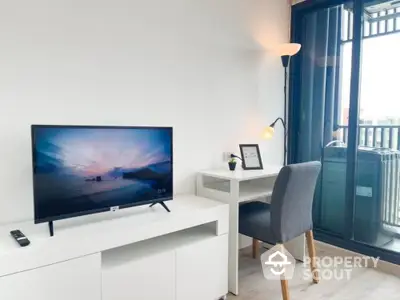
xmin=352 ymin=0 xmax=400 ymax=253
xmin=289 ymin=0 xmax=400 ymax=264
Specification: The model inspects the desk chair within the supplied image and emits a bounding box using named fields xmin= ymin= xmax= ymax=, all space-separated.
xmin=239 ymin=161 xmax=321 ymax=300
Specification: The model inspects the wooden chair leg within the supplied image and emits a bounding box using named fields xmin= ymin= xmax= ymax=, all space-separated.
xmin=252 ymin=238 xmax=260 ymax=258
xmin=280 ymin=279 xmax=290 ymax=300
xmin=305 ymin=230 xmax=319 ymax=283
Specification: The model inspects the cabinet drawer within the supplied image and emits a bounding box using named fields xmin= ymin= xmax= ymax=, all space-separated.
xmin=0 ymin=253 xmax=101 ymax=300
xmin=176 ymin=234 xmax=228 ymax=300
xmin=102 ymin=250 xmax=175 ymax=300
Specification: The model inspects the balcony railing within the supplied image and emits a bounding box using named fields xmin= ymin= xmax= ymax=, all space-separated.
xmin=337 ymin=125 xmax=400 ymax=149
xmin=336 ymin=125 xmax=400 ymax=232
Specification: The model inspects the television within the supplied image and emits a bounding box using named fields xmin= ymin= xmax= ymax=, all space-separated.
xmin=31 ymin=125 xmax=173 ymax=224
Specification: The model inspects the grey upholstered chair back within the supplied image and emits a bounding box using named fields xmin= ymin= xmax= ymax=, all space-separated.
xmin=270 ymin=161 xmax=321 ymax=243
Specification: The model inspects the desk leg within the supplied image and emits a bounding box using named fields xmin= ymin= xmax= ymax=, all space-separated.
xmin=228 ymin=202 xmax=239 ymax=295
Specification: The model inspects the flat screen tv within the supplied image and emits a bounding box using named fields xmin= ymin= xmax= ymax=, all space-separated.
xmin=31 ymin=125 xmax=173 ymax=224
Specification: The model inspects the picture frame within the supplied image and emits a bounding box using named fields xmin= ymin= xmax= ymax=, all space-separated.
xmin=239 ymin=144 xmax=263 ymax=170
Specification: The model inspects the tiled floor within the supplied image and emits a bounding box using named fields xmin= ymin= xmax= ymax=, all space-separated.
xmin=228 ymin=245 xmax=400 ymax=300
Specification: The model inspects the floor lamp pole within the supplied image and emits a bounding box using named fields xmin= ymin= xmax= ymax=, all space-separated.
xmin=283 ymin=66 xmax=288 ymax=166
xmin=280 ymin=45 xmax=301 ymax=166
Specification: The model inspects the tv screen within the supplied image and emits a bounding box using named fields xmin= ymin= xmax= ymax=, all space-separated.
xmin=31 ymin=125 xmax=173 ymax=223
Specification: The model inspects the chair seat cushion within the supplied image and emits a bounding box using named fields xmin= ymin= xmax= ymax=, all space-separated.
xmin=239 ymin=201 xmax=276 ymax=244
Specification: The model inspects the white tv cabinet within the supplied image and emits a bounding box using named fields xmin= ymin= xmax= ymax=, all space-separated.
xmin=0 ymin=195 xmax=229 ymax=300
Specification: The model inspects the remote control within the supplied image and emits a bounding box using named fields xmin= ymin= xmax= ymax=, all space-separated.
xmin=10 ymin=230 xmax=30 ymax=247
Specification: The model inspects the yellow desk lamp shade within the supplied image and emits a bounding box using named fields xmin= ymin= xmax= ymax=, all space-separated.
xmin=262 ymin=126 xmax=275 ymax=139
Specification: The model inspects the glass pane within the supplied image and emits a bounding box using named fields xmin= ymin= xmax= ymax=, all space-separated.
xmin=295 ymin=4 xmax=353 ymax=237
xmin=317 ymin=5 xmax=352 ymax=238
xmin=353 ymin=0 xmax=400 ymax=254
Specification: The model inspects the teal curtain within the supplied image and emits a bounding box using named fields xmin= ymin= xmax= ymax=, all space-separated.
xmin=294 ymin=6 xmax=342 ymax=163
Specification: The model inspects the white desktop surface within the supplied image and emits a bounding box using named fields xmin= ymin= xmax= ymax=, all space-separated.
xmin=199 ymin=165 xmax=282 ymax=181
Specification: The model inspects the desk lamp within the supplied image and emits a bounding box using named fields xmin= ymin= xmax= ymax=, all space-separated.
xmin=263 ymin=117 xmax=287 ymax=165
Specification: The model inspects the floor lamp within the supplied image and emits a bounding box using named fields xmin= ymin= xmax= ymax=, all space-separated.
xmin=263 ymin=43 xmax=301 ymax=166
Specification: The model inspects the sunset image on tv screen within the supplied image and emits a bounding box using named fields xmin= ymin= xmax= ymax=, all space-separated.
xmin=32 ymin=126 xmax=172 ymax=222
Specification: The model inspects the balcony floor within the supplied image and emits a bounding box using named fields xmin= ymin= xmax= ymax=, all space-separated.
xmin=383 ymin=237 xmax=400 ymax=254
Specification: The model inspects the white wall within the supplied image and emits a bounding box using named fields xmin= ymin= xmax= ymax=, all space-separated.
xmin=0 ymin=0 xmax=289 ymax=224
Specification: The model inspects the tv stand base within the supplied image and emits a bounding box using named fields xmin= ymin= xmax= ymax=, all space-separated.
xmin=48 ymin=221 xmax=54 ymax=237
xmin=149 ymin=201 xmax=171 ymax=212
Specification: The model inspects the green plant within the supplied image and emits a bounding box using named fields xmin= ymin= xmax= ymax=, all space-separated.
xmin=229 ymin=158 xmax=236 ymax=163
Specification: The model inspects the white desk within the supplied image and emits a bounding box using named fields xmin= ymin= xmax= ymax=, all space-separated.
xmin=196 ymin=166 xmax=306 ymax=295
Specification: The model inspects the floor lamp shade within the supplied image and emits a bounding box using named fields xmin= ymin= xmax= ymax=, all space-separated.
xmin=278 ymin=43 xmax=302 ymax=56
xmin=279 ymin=43 xmax=301 ymax=67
